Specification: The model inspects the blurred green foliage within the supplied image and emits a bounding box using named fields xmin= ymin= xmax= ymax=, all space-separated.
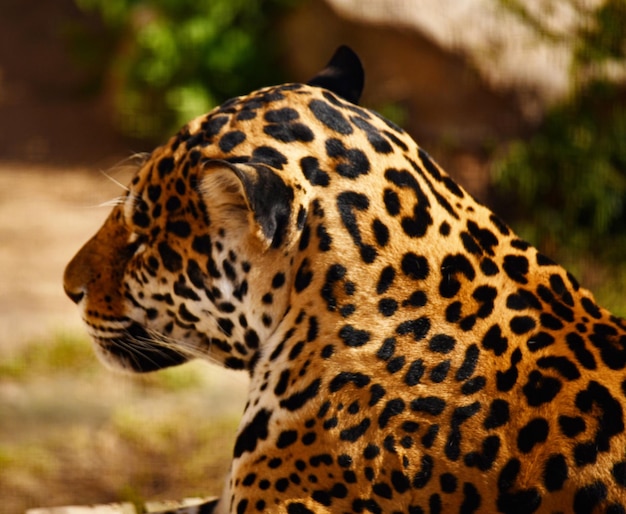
xmin=494 ymin=82 xmax=626 ymax=259
xmin=494 ymin=0 xmax=626 ymax=268
xmin=0 ymin=333 xmax=96 ymax=379
xmin=74 ymin=0 xmax=298 ymax=139
xmin=575 ymin=0 xmax=626 ymax=67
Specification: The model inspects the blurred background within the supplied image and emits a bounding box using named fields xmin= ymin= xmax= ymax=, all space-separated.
xmin=0 ymin=0 xmax=625 ymax=511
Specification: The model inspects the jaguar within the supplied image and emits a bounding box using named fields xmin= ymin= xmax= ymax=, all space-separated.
xmin=64 ymin=46 xmax=626 ymax=513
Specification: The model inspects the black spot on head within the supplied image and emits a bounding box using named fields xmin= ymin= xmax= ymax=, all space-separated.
xmin=157 ymin=241 xmax=183 ymax=272
xmin=300 ymin=157 xmax=330 ymax=187
xmin=265 ymin=107 xmax=299 ymax=123
xmin=264 ymin=121 xmax=314 ymax=143
xmin=252 ymin=146 xmax=288 ymax=169
xmin=309 ymin=99 xmax=353 ymax=134
xmin=165 ymin=195 xmax=181 ymax=212
xmin=219 ymin=130 xmax=246 ymax=153
xmin=147 ymin=184 xmax=162 ymax=202
xmin=132 ymin=210 xmax=150 ymax=229
xmin=236 ymin=109 xmax=257 ymax=121
xmin=157 ymin=156 xmax=175 ymax=177
xmin=326 ymin=138 xmax=370 ymax=178
xmin=351 ymin=115 xmax=394 ymax=153
xmin=272 ymin=272 xmax=286 ymax=289
xmin=307 ymin=316 xmax=319 ymax=342
xmin=166 ymin=220 xmax=191 ymax=238
xmin=201 ymin=115 xmax=229 ymax=139
xmin=321 ymin=344 xmax=334 ymax=359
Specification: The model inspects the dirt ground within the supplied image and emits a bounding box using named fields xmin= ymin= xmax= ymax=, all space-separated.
xmin=0 ymin=161 xmax=131 ymax=353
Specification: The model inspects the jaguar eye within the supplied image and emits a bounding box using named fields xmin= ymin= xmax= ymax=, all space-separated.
xmin=122 ymin=234 xmax=148 ymax=260
xmin=132 ymin=199 xmax=151 ymax=229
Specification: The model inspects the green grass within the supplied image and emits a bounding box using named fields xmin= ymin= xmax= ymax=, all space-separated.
xmin=0 ymin=333 xmax=210 ymax=392
xmin=0 ymin=332 xmax=96 ymax=380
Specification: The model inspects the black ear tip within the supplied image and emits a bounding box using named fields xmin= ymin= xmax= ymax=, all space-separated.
xmin=307 ymin=45 xmax=364 ymax=104
xmin=330 ymin=45 xmax=363 ymax=72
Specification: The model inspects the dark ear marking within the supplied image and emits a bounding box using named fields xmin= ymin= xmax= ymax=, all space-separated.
xmin=307 ymin=45 xmax=364 ymax=105
xmin=204 ymin=160 xmax=294 ymax=249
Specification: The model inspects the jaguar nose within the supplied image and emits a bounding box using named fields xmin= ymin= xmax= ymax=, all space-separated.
xmin=64 ymin=286 xmax=85 ymax=304
xmin=63 ymin=258 xmax=86 ymax=304
xmin=64 ymin=240 xmax=92 ymax=305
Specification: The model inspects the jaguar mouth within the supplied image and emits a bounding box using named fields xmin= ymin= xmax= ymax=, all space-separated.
xmin=98 ymin=322 xmax=189 ymax=373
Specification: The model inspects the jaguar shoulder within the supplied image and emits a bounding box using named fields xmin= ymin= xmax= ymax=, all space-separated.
xmin=64 ymin=46 xmax=626 ymax=513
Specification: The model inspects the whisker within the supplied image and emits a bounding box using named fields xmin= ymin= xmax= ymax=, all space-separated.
xmin=97 ymin=196 xmax=127 ymax=208
xmin=141 ymin=328 xmax=248 ymax=377
xmin=98 ymin=168 xmax=130 ymax=192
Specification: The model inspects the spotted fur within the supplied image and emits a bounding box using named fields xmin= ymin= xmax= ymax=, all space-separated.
xmin=64 ymin=47 xmax=626 ymax=513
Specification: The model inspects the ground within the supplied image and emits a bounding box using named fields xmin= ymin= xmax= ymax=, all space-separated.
xmin=0 ymin=163 xmax=118 ymax=348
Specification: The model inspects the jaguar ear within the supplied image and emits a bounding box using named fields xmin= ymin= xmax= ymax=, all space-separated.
xmin=201 ymin=160 xmax=295 ymax=250
xmin=307 ymin=45 xmax=364 ymax=104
